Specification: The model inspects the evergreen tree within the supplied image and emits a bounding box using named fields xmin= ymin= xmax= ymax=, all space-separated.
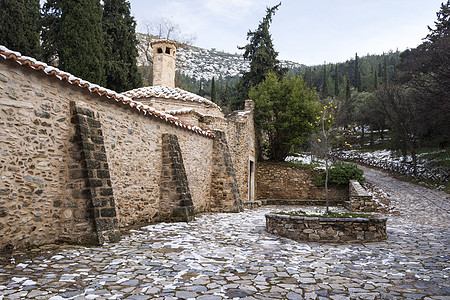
xmin=354 ymin=53 xmax=362 ymax=92
xmin=249 ymin=72 xmax=320 ymax=161
xmin=321 ymin=64 xmax=328 ymax=98
xmin=43 ymin=0 xmax=105 ymax=85
xmin=103 ymin=0 xmax=142 ymax=92
xmin=345 ymin=77 xmax=351 ymax=101
xmin=222 ymin=81 xmax=231 ymax=110
xmin=41 ymin=0 xmax=62 ymax=64
xmin=334 ymin=64 xmax=339 ymax=97
xmin=383 ymin=55 xmax=388 ymax=83
xmin=211 ymin=76 xmax=217 ymax=103
xmin=373 ymin=70 xmax=378 ymax=90
xmin=0 ymin=0 xmax=40 ymax=58
xmin=238 ymin=2 xmax=285 ymax=106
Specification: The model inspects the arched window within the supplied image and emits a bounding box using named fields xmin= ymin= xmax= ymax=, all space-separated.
xmin=157 ymin=47 xmax=163 ymax=53
xmin=165 ymin=47 xmax=171 ymax=55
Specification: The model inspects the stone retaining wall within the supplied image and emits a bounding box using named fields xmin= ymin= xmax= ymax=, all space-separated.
xmin=266 ymin=213 xmax=387 ymax=243
xmin=256 ymin=163 xmax=348 ymax=203
xmin=346 ymin=180 xmax=375 ymax=212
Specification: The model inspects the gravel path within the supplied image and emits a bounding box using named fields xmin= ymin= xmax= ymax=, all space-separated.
xmin=0 ymin=167 xmax=449 ymax=299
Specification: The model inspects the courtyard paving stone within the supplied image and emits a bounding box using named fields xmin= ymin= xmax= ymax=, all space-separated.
xmin=0 ymin=166 xmax=449 ymax=299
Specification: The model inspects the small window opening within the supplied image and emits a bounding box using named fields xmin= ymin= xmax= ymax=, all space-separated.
xmin=157 ymin=47 xmax=163 ymax=53
xmin=165 ymin=47 xmax=171 ymax=54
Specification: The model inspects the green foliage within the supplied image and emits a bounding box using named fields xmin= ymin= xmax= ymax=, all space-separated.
xmin=0 ymin=0 xmax=41 ymax=58
xmin=210 ymin=76 xmax=217 ymax=103
xmin=316 ymin=161 xmax=365 ymax=186
xmin=250 ymin=72 xmax=320 ymax=161
xmin=237 ymin=2 xmax=286 ymax=107
xmin=42 ymin=0 xmax=106 ymax=86
xmin=102 ymin=0 xmax=142 ymax=92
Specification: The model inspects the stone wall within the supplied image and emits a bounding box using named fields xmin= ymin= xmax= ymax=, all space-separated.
xmin=0 ymin=59 xmax=101 ymax=250
xmin=201 ymin=107 xmax=256 ymax=203
xmin=0 ymin=56 xmax=245 ymax=250
xmin=346 ymin=180 xmax=375 ymax=212
xmin=266 ymin=213 xmax=387 ymax=243
xmin=256 ymin=162 xmax=348 ymax=203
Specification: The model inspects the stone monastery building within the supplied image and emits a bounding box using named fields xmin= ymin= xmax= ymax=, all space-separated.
xmin=0 ymin=40 xmax=256 ymax=251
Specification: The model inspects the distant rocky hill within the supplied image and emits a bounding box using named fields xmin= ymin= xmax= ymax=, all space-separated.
xmin=137 ymin=34 xmax=304 ymax=81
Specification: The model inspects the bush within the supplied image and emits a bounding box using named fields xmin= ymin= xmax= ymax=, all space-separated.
xmin=316 ymin=161 xmax=365 ymax=185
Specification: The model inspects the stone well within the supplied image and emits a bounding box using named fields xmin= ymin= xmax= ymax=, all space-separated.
xmin=266 ymin=213 xmax=387 ymax=243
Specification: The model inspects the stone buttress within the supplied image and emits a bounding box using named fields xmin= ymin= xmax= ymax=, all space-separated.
xmin=69 ymin=102 xmax=121 ymax=244
xmin=159 ymin=134 xmax=195 ymax=222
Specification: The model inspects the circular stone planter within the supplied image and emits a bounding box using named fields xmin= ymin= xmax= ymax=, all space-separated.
xmin=265 ymin=213 xmax=387 ymax=243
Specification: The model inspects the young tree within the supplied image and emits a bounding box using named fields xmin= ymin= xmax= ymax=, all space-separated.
xmin=238 ymin=2 xmax=286 ymax=106
xmin=249 ymin=72 xmax=320 ymax=161
xmin=0 ymin=0 xmax=40 ymax=58
xmin=103 ymin=0 xmax=142 ymax=92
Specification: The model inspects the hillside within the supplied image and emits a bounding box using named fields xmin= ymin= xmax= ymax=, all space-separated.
xmin=137 ymin=34 xmax=304 ymax=81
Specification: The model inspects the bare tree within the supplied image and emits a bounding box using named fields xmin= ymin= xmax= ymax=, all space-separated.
xmin=137 ymin=17 xmax=196 ymax=65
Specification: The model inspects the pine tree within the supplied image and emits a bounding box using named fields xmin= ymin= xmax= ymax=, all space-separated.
xmin=210 ymin=77 xmax=217 ymax=103
xmin=0 ymin=0 xmax=40 ymax=58
xmin=238 ymin=2 xmax=285 ymax=105
xmin=103 ymin=0 xmax=142 ymax=92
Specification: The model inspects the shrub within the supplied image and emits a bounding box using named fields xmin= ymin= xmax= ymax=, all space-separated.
xmin=316 ymin=161 xmax=365 ymax=185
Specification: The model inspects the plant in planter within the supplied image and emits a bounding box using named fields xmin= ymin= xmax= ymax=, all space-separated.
xmin=311 ymin=101 xmax=360 ymax=213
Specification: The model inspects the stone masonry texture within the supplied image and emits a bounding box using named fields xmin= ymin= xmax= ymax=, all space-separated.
xmin=159 ymin=134 xmax=195 ymax=222
xmin=0 ymin=55 xmax=255 ymax=250
xmin=256 ymin=162 xmax=348 ymax=204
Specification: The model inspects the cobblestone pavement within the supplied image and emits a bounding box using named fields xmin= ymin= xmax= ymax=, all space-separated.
xmin=0 ymin=168 xmax=449 ymax=300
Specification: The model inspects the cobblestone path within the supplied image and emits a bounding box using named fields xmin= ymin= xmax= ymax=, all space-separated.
xmin=0 ymin=168 xmax=449 ymax=299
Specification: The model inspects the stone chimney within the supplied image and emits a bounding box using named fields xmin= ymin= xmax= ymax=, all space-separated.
xmin=151 ymin=40 xmax=177 ymax=87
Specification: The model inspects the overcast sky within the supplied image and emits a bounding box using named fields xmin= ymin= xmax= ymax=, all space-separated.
xmin=130 ymin=0 xmax=443 ymax=66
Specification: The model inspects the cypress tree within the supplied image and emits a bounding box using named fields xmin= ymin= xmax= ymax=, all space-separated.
xmin=238 ymin=2 xmax=286 ymax=105
xmin=223 ymin=81 xmax=231 ymax=110
xmin=58 ymin=0 xmax=105 ymax=85
xmin=345 ymin=77 xmax=351 ymax=101
xmin=322 ymin=64 xmax=328 ymax=98
xmin=373 ymin=70 xmax=378 ymax=90
xmin=334 ymin=64 xmax=339 ymax=97
xmin=211 ymin=77 xmax=217 ymax=103
xmin=0 ymin=0 xmax=40 ymax=58
xmin=103 ymin=0 xmax=142 ymax=92
xmin=354 ymin=53 xmax=362 ymax=92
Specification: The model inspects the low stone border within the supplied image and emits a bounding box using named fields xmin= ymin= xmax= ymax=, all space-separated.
xmin=346 ymin=180 xmax=376 ymax=212
xmin=266 ymin=213 xmax=387 ymax=243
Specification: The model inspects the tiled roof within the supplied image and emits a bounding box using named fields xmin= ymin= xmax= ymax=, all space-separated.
xmin=122 ymin=86 xmax=221 ymax=110
xmin=0 ymin=45 xmax=214 ymax=138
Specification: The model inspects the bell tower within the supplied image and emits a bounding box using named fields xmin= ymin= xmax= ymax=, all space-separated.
xmin=151 ymin=40 xmax=177 ymax=87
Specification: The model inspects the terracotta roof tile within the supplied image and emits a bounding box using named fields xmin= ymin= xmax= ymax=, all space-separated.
xmin=122 ymin=86 xmax=221 ymax=110
xmin=0 ymin=45 xmax=214 ymax=138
